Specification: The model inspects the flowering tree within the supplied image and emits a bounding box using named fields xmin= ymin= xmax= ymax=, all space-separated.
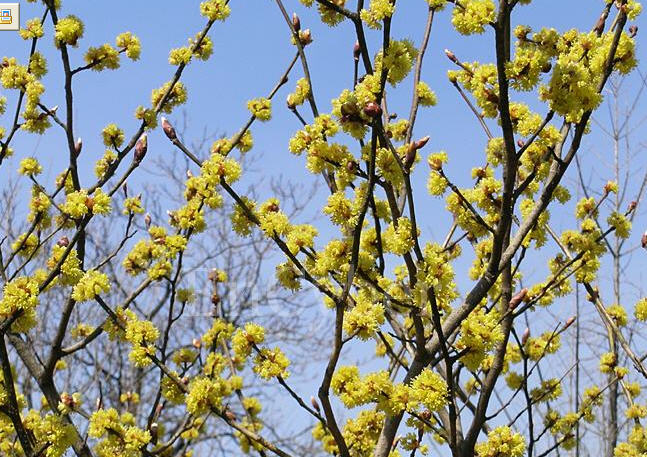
xmin=0 ymin=1 xmax=645 ymax=457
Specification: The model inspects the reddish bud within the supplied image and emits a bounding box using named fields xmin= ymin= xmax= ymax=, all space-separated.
xmin=444 ymin=49 xmax=458 ymax=64
xmin=404 ymin=144 xmax=417 ymax=172
xmin=363 ymin=101 xmax=382 ymax=118
xmin=564 ymin=316 xmax=576 ymax=329
xmin=353 ymin=41 xmax=361 ymax=61
xmin=310 ymin=396 xmax=320 ymax=413
xmin=192 ymin=338 xmax=202 ymax=349
xmin=346 ymin=160 xmax=356 ymax=173
xmin=292 ymin=13 xmax=301 ymax=32
xmin=414 ymin=135 xmax=430 ymax=151
xmin=74 ymin=137 xmax=82 ymax=156
xmin=161 ymin=117 xmax=177 ymax=141
xmin=641 ymin=231 xmax=647 ymax=249
xmin=521 ymin=327 xmax=530 ymax=345
xmin=144 ymin=213 xmax=152 ymax=229
xmin=628 ymin=200 xmax=637 ymax=213
xmin=211 ymin=292 xmax=220 ymax=305
xmin=629 ymin=25 xmax=638 ymax=38
xmin=508 ymin=288 xmax=528 ymax=310
xmin=517 ymin=139 xmax=525 ymax=148
xmin=57 ymin=236 xmax=70 ymax=247
xmin=134 ymin=134 xmax=148 ymax=162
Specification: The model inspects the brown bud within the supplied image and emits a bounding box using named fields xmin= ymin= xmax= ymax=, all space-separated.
xmin=521 ymin=327 xmax=530 ymax=345
xmin=629 ymin=25 xmax=638 ymax=38
xmin=353 ymin=41 xmax=361 ymax=61
xmin=628 ymin=200 xmax=637 ymax=213
xmin=564 ymin=316 xmax=576 ymax=329
xmin=122 ymin=181 xmax=128 ymax=197
xmin=150 ymin=422 xmax=159 ymax=445
xmin=363 ymin=101 xmax=382 ymax=118
xmin=310 ymin=396 xmax=320 ymax=413
xmin=50 ymin=105 xmax=59 ymax=114
xmin=161 ymin=117 xmax=177 ymax=141
xmin=444 ymin=49 xmax=458 ymax=64
xmin=267 ymin=202 xmax=280 ymax=212
xmin=517 ymin=139 xmax=525 ymax=148
xmin=404 ymin=144 xmax=417 ymax=172
xmin=641 ymin=231 xmax=647 ymax=249
xmin=211 ymin=292 xmax=220 ymax=305
xmin=74 ymin=137 xmax=83 ymax=156
xmin=57 ymin=236 xmax=70 ymax=247
xmin=292 ymin=12 xmax=301 ymax=32
xmin=134 ymin=134 xmax=148 ymax=162
xmin=192 ymin=338 xmax=202 ymax=349
xmin=541 ymin=61 xmax=552 ymax=73
xmin=414 ymin=135 xmax=430 ymax=151
xmin=225 ymin=408 xmax=237 ymax=421
xmin=346 ymin=160 xmax=356 ymax=173
xmin=299 ymin=29 xmax=313 ymax=46
xmin=181 ymin=376 xmax=190 ymax=385
xmin=95 ymin=397 xmax=103 ymax=410
xmin=420 ymin=409 xmax=431 ymax=421
xmin=144 ymin=213 xmax=152 ymax=229
xmin=508 ymin=288 xmax=528 ymax=310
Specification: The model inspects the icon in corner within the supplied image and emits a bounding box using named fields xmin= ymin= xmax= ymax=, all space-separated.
xmin=0 ymin=9 xmax=11 ymax=24
xmin=0 ymin=3 xmax=19 ymax=31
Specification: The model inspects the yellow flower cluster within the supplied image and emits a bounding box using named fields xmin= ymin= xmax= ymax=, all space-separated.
xmin=47 ymin=245 xmax=83 ymax=286
xmin=457 ymin=305 xmax=503 ymax=370
xmin=475 ymin=426 xmax=525 ymax=457
xmin=125 ymin=315 xmax=159 ymax=367
xmin=88 ymin=408 xmax=151 ymax=457
xmin=374 ymin=39 xmax=418 ymax=86
xmin=122 ymin=226 xmax=187 ymax=280
xmin=23 ymin=411 xmax=76 ymax=457
xmin=200 ymin=0 xmax=231 ymax=21
xmin=151 ymin=81 xmax=188 ymax=113
xmin=360 ymin=0 xmax=395 ymax=29
xmin=452 ymin=0 xmax=495 ymax=35
xmin=84 ymin=44 xmax=120 ymax=71
xmin=287 ymin=77 xmax=310 ymax=107
xmin=71 ymin=270 xmax=110 ymax=302
xmin=343 ymin=289 xmax=385 ymax=339
xmin=253 ymin=347 xmax=290 ymax=379
xmin=54 ymin=15 xmax=84 ymax=47
xmin=247 ymin=97 xmax=272 ymax=121
xmin=115 ymin=32 xmax=141 ymax=60
xmin=0 ymin=276 xmax=39 ymax=332
xmin=19 ymin=17 xmax=44 ymax=40
xmin=416 ymin=81 xmax=437 ymax=106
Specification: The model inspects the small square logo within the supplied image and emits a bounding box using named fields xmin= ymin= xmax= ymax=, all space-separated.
xmin=0 ymin=3 xmax=19 ymax=31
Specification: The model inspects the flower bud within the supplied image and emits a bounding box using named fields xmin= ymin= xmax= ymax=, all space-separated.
xmin=95 ymin=397 xmax=103 ymax=410
xmin=211 ymin=292 xmax=220 ymax=305
xmin=134 ymin=134 xmax=148 ymax=162
xmin=629 ymin=25 xmax=638 ymax=38
xmin=521 ymin=327 xmax=530 ymax=345
xmin=641 ymin=230 xmax=647 ymax=249
xmin=310 ymin=396 xmax=320 ymax=413
xmin=363 ymin=101 xmax=382 ymax=118
xmin=122 ymin=181 xmax=128 ymax=197
xmin=292 ymin=13 xmax=301 ymax=32
xmin=225 ymin=409 xmax=237 ymax=421
xmin=299 ymin=29 xmax=313 ymax=46
xmin=74 ymin=137 xmax=82 ymax=156
xmin=346 ymin=160 xmax=356 ymax=173
xmin=414 ymin=135 xmax=430 ymax=151
xmin=144 ymin=213 xmax=152 ymax=228
xmin=564 ymin=316 xmax=576 ymax=329
xmin=444 ymin=49 xmax=458 ymax=64
xmin=161 ymin=117 xmax=177 ymax=141
xmin=192 ymin=338 xmax=201 ymax=349
xmin=50 ymin=105 xmax=59 ymax=114
xmin=508 ymin=288 xmax=528 ymax=310
xmin=353 ymin=41 xmax=361 ymax=61
xmin=57 ymin=236 xmax=70 ymax=247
